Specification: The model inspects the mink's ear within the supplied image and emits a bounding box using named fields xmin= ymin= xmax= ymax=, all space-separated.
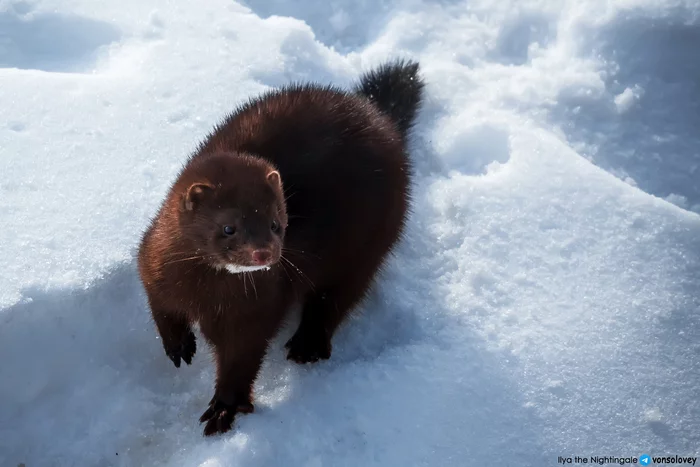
xmin=267 ymin=170 xmax=282 ymax=189
xmin=182 ymin=183 xmax=214 ymax=211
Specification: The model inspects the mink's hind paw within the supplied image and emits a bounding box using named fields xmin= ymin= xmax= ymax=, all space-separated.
xmin=200 ymin=397 xmax=254 ymax=436
xmin=164 ymin=329 xmax=196 ymax=368
xmin=285 ymin=329 xmax=332 ymax=364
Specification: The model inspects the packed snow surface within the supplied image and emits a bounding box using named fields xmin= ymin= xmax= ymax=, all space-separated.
xmin=1 ymin=0 xmax=699 ymax=465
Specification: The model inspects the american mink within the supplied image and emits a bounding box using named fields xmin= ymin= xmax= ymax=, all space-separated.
xmin=137 ymin=59 xmax=424 ymax=436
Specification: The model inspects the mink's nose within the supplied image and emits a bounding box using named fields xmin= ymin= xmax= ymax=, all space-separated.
xmin=252 ymin=249 xmax=272 ymax=265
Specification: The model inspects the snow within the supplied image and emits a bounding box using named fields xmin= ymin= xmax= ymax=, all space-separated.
xmin=1 ymin=0 xmax=699 ymax=465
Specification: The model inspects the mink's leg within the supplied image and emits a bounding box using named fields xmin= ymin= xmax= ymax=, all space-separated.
xmin=286 ymin=272 xmax=375 ymax=364
xmin=151 ymin=305 xmax=196 ymax=368
xmin=198 ymin=313 xmax=283 ymax=436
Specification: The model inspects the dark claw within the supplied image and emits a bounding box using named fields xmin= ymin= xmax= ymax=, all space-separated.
xmin=203 ymin=408 xmax=233 ymax=436
xmin=199 ymin=405 xmax=217 ymax=424
xmin=200 ymin=397 xmax=254 ymax=436
xmin=168 ymin=352 xmax=182 ymax=368
xmin=164 ymin=329 xmax=196 ymax=368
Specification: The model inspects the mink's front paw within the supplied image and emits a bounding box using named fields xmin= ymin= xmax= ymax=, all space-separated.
xmin=164 ymin=329 xmax=196 ymax=368
xmin=199 ymin=396 xmax=254 ymax=436
xmin=285 ymin=327 xmax=331 ymax=364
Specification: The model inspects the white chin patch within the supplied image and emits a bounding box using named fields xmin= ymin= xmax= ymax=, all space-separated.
xmin=223 ymin=264 xmax=271 ymax=274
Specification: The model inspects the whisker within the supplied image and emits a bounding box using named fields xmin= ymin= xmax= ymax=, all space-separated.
xmin=282 ymin=247 xmax=320 ymax=259
xmin=279 ymin=259 xmax=294 ymax=283
xmin=280 ymin=257 xmax=300 ymax=285
xmin=159 ymin=249 xmax=211 ymax=260
xmin=161 ymin=255 xmax=210 ymax=266
xmin=249 ymin=272 xmax=258 ymax=299
xmin=281 ymin=256 xmax=315 ymax=291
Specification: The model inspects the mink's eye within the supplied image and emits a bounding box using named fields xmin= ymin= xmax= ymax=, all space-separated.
xmin=270 ymin=220 xmax=280 ymax=233
xmin=223 ymin=225 xmax=235 ymax=236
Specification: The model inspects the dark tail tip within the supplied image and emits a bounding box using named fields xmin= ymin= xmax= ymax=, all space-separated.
xmin=355 ymin=59 xmax=424 ymax=137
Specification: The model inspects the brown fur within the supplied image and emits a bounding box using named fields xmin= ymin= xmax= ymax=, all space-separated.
xmin=137 ymin=60 xmax=423 ymax=436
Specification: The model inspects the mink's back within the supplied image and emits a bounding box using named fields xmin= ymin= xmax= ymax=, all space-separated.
xmin=194 ymin=86 xmax=411 ymax=282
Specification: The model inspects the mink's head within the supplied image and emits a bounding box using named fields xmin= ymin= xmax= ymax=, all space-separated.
xmin=175 ymin=153 xmax=288 ymax=274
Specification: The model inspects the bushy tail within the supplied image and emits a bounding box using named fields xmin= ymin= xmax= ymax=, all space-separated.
xmin=355 ymin=59 xmax=424 ymax=137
